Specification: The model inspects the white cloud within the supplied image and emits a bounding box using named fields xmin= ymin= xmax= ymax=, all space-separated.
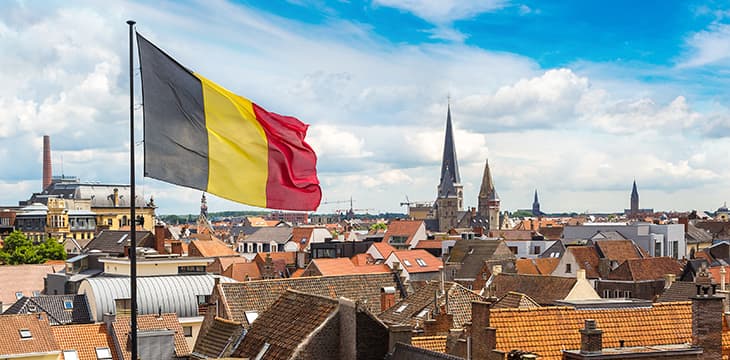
xmin=372 ymin=0 xmax=506 ymax=23
xmin=679 ymin=23 xmax=730 ymax=68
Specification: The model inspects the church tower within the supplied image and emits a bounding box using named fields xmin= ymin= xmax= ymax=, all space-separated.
xmin=532 ymin=190 xmax=541 ymax=217
xmin=477 ymin=159 xmax=501 ymax=230
xmin=630 ymin=180 xmax=639 ymax=217
xmin=437 ymin=104 xmax=463 ymax=211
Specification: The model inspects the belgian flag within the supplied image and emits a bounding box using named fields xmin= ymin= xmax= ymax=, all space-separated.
xmin=137 ymin=34 xmax=321 ymax=211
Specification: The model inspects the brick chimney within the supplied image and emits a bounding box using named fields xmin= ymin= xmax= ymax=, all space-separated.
xmin=380 ymin=287 xmax=396 ymax=312
xmin=154 ymin=224 xmax=166 ymax=254
xmin=579 ymin=319 xmax=603 ymax=354
xmin=113 ymin=188 xmax=119 ymax=207
xmin=469 ymin=301 xmax=497 ymax=359
xmin=170 ymin=241 xmax=183 ymax=255
xmin=338 ymin=298 xmax=357 ymax=359
xmin=692 ymin=282 xmax=723 ymax=359
xmin=42 ymin=135 xmax=52 ymax=191
xmin=423 ymin=305 xmax=453 ymax=336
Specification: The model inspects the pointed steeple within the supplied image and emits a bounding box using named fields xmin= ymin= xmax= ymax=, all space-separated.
xmin=532 ymin=189 xmax=541 ymax=216
xmin=439 ymin=103 xmax=461 ymax=187
xmin=478 ymin=159 xmax=496 ymax=216
xmin=630 ymin=180 xmax=639 ymax=215
xmin=438 ymin=164 xmax=458 ymax=198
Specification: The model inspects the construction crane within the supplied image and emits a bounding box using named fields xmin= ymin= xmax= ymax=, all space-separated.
xmin=400 ymin=195 xmax=413 ymax=207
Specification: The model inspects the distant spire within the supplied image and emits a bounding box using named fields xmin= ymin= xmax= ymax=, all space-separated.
xmin=630 ymin=180 xmax=639 ymax=215
xmin=532 ymin=189 xmax=541 ymax=216
xmin=439 ymin=104 xmax=461 ymax=185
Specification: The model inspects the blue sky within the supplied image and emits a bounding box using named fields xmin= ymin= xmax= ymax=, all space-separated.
xmin=2 ymin=0 xmax=730 ymax=216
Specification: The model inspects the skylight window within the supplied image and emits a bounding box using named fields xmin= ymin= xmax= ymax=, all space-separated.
xmin=95 ymin=347 xmax=113 ymax=360
xmin=15 ymin=291 xmax=23 ymax=300
xmin=245 ymin=310 xmax=259 ymax=324
xmin=63 ymin=300 xmax=74 ymax=309
xmin=402 ymin=259 xmax=412 ymax=267
xmin=254 ymin=342 xmax=271 ymax=360
xmin=19 ymin=329 xmax=32 ymax=339
xmin=395 ymin=304 xmax=408 ymax=313
xmin=32 ymin=290 xmax=41 ymax=297
xmin=415 ymin=258 xmax=427 ymax=267
xmin=416 ymin=309 xmax=429 ymax=318
xmin=63 ymin=350 xmax=80 ymax=360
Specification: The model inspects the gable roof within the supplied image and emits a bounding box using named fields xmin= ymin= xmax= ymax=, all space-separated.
xmin=390 ymin=250 xmax=442 ymax=274
xmin=305 ymin=258 xmax=390 ymax=276
xmin=291 ymin=227 xmax=315 ymax=251
xmin=3 ymin=294 xmax=92 ymax=325
xmin=0 ymin=313 xmax=59 ymax=357
xmin=567 ymin=246 xmax=601 ymax=278
xmin=379 ymin=281 xmax=485 ymax=329
xmin=607 ymin=257 xmax=683 ymax=281
xmin=515 ymin=258 xmax=541 ymax=275
xmin=207 ymin=256 xmax=249 ymax=274
xmin=491 ymin=291 xmax=540 ymax=309
xmin=411 ymin=335 xmax=448 ymax=354
xmin=232 ymin=290 xmax=340 ymax=359
xmin=192 ymin=317 xmax=245 ymax=359
xmin=112 ymin=313 xmax=191 ymax=360
xmin=488 ymin=273 xmax=578 ymax=305
xmin=217 ymin=272 xmax=402 ymax=328
xmin=245 ymin=227 xmax=293 ymax=244
xmin=656 ymin=281 xmax=697 ymax=303
xmin=384 ymin=220 xmax=425 ymax=246
xmin=84 ymin=230 xmax=154 ymax=254
xmin=448 ymin=240 xmax=514 ymax=280
xmin=223 ymin=262 xmax=263 ymax=282
xmin=390 ymin=342 xmax=463 ymax=360
xmin=489 ymin=302 xmax=692 ymax=359
xmin=370 ymin=242 xmax=396 ymax=259
xmin=51 ymin=323 xmax=118 ymax=360
xmin=0 ymin=263 xmax=62 ymax=307
xmin=188 ymin=238 xmax=237 ymax=257
xmin=594 ymin=239 xmax=645 ymax=262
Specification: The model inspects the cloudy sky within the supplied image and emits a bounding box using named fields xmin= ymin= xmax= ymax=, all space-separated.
xmin=3 ymin=0 xmax=730 ymax=215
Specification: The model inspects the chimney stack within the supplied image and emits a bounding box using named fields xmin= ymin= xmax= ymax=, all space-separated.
xmin=692 ymin=282 xmax=723 ymax=359
xmin=380 ymin=287 xmax=396 ymax=312
xmin=579 ymin=319 xmax=603 ymax=354
xmin=42 ymin=135 xmax=52 ymax=191
xmin=154 ymin=224 xmax=166 ymax=254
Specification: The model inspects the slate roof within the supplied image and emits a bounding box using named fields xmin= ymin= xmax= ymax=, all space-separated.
xmin=489 ymin=302 xmax=693 ymax=359
xmin=192 ymin=317 xmax=245 ymax=359
xmin=607 ymin=257 xmax=683 ymax=281
xmin=447 ymin=240 xmax=513 ymax=280
xmin=222 ymin=262 xmax=263 ymax=282
xmin=232 ymin=290 xmax=340 ymax=359
xmin=487 ymin=273 xmax=577 ymax=305
xmin=384 ymin=220 xmax=425 ymax=246
xmin=83 ymin=230 xmax=154 ymax=255
xmin=0 ymin=263 xmax=62 ymax=307
xmin=656 ymin=281 xmax=697 ymax=302
xmin=51 ymin=323 xmax=119 ymax=360
xmin=686 ymin=222 xmax=713 ymax=244
xmin=491 ymin=291 xmax=540 ymax=309
xmin=3 ymin=294 xmax=92 ymax=325
xmin=218 ymin=272 xmax=401 ymax=328
xmin=379 ymin=281 xmax=485 ymax=329
xmin=538 ymin=226 xmax=563 ymax=240
xmin=188 ymin=238 xmax=236 ymax=257
xmin=245 ymin=227 xmax=293 ymax=244
xmin=411 ymin=335 xmax=448 ymax=353
xmin=594 ymin=239 xmax=646 ymax=261
xmin=389 ymin=342 xmax=464 ymax=360
xmin=112 ymin=313 xmax=191 ymax=360
xmin=0 ymin=313 xmax=60 ymax=357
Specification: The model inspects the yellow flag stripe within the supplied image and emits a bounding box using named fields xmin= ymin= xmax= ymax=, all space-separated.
xmin=196 ymin=73 xmax=269 ymax=207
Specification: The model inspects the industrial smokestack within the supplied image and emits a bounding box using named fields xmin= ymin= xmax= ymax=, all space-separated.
xmin=42 ymin=135 xmax=52 ymax=191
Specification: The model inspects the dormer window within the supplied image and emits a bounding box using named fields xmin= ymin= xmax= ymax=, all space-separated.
xmin=63 ymin=350 xmax=80 ymax=360
xmin=15 ymin=292 xmax=23 ymax=300
xmin=19 ymin=329 xmax=32 ymax=339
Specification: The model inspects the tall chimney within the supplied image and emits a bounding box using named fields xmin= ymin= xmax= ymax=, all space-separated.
xmin=42 ymin=135 xmax=52 ymax=191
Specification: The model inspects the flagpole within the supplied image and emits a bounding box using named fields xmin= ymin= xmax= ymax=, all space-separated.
xmin=126 ymin=19 xmax=138 ymax=360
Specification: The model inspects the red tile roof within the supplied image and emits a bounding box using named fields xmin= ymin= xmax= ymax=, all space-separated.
xmin=594 ymin=240 xmax=645 ymax=262
xmin=568 ymin=246 xmax=601 ymax=278
xmin=384 ymin=220 xmax=424 ymax=246
xmin=223 ymin=262 xmax=263 ymax=282
xmin=51 ymin=323 xmax=119 ymax=360
xmin=305 ymin=258 xmax=390 ymax=276
xmin=0 ymin=313 xmax=59 ymax=357
xmin=490 ymin=302 xmax=692 ymax=359
xmin=292 ymin=227 xmax=314 ymax=251
xmin=607 ymin=257 xmax=683 ymax=281
xmin=350 ymin=253 xmax=375 ymax=266
xmin=390 ymin=250 xmax=442 ymax=274
xmin=515 ymin=258 xmax=560 ymax=275
xmin=371 ymin=242 xmax=396 ymax=259
xmin=188 ymin=238 xmax=236 ymax=257
xmin=414 ymin=240 xmax=445 ymax=249
xmin=0 ymin=264 xmax=61 ymax=306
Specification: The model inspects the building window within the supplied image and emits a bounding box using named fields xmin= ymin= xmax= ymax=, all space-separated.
xmin=15 ymin=291 xmax=23 ymax=300
xmin=533 ymin=246 xmax=541 ymax=255
xmin=672 ymin=241 xmax=679 ymax=259
xmin=613 ymin=290 xmax=620 ymax=298
xmin=245 ymin=310 xmax=259 ymax=324
xmin=115 ymin=298 xmax=131 ymax=315
xmin=63 ymin=300 xmax=74 ymax=309
xmin=603 ymin=289 xmax=610 ymax=298
xmin=395 ymin=304 xmax=408 ymax=313
xmin=247 ymin=243 xmax=254 ymax=253
xmin=565 ymin=264 xmax=572 ymax=273
xmin=178 ymin=266 xmax=206 ymax=274
xmin=654 ymin=241 xmax=662 ymax=257
xmin=63 ymin=350 xmax=80 ymax=360
xmin=508 ymin=246 xmax=518 ymax=254
xmin=183 ymin=326 xmax=193 ymax=337
xmin=197 ymin=295 xmax=210 ymax=305
xmin=390 ymin=236 xmax=408 ymax=244
xmin=95 ymin=347 xmax=113 ymax=360
xmin=623 ymin=291 xmax=632 ymax=298
xmin=19 ymin=329 xmax=32 ymax=339
xmin=254 ymin=343 xmax=271 ymax=360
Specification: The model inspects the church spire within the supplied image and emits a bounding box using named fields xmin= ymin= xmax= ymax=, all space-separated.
xmin=532 ymin=189 xmax=541 ymax=217
xmin=630 ymin=180 xmax=639 ymax=215
xmin=439 ymin=103 xmax=460 ymax=188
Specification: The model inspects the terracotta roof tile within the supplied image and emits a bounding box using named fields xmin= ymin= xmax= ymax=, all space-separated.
xmin=112 ymin=313 xmax=191 ymax=360
xmin=411 ymin=335 xmax=448 ymax=353
xmin=488 ymin=273 xmax=577 ymax=305
xmin=371 ymin=242 xmax=396 ymax=259
xmin=350 ymin=253 xmax=375 ymax=266
xmin=192 ymin=317 xmax=244 ymax=359
xmin=292 ymin=227 xmax=315 ymax=251
xmin=0 ymin=313 xmax=59 ymax=357
xmin=232 ymin=290 xmax=339 ymax=359
xmin=490 ymin=302 xmax=693 ymax=359
xmin=0 ymin=264 xmax=62 ymax=306
xmin=491 ymin=291 xmax=540 ymax=309
xmin=568 ymin=246 xmax=601 ymax=278
xmin=51 ymin=323 xmax=118 ymax=360
xmin=391 ymin=250 xmax=442 ymax=274
xmin=594 ymin=240 xmax=645 ymax=262
xmin=414 ymin=240 xmax=445 ymax=249
xmin=207 ymin=256 xmax=249 ymax=274
xmin=304 ymin=258 xmax=390 ymax=276
xmin=607 ymin=257 xmax=683 ymax=281
xmin=223 ymin=262 xmax=263 ymax=282
xmin=384 ymin=220 xmax=425 ymax=246
xmin=188 ymin=238 xmax=237 ymax=258
xmin=534 ymin=258 xmax=560 ymax=275
xmin=515 ymin=259 xmax=540 ymax=275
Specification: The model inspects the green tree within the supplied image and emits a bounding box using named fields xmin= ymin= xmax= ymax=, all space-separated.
xmin=0 ymin=231 xmax=65 ymax=265
xmin=369 ymin=222 xmax=387 ymax=232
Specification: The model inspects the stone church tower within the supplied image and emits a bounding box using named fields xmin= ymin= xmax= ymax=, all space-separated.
xmin=477 ymin=159 xmax=501 ymax=230
xmin=435 ymin=105 xmax=463 ymax=232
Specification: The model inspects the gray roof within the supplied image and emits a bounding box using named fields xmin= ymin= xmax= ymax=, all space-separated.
xmin=27 ymin=182 xmax=150 ymax=208
xmin=3 ymin=294 xmax=92 ymax=325
xmin=686 ymin=223 xmax=712 ymax=244
xmin=243 ymin=227 xmax=293 ymax=244
xmin=83 ymin=230 xmax=154 ymax=255
xmin=79 ymin=274 xmax=236 ymax=320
